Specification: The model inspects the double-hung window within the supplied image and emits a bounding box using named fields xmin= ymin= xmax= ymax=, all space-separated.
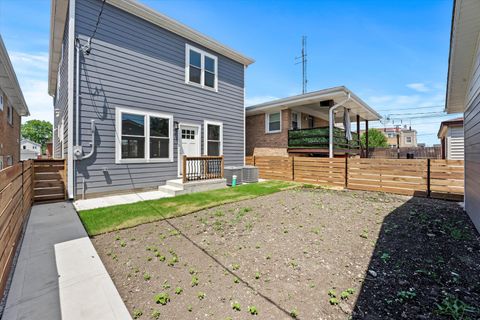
xmin=186 ymin=44 xmax=218 ymax=91
xmin=7 ymin=103 xmax=13 ymax=125
xmin=266 ymin=112 xmax=281 ymax=133
xmin=204 ymin=121 xmax=223 ymax=156
xmin=116 ymin=107 xmax=173 ymax=163
xmin=291 ymin=112 xmax=300 ymax=130
xmin=0 ymin=90 xmax=3 ymax=111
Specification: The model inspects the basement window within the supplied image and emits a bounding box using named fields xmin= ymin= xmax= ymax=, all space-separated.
xmin=185 ymin=44 xmax=218 ymax=91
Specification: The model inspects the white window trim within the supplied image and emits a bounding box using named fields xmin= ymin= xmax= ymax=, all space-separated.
xmin=7 ymin=103 xmax=13 ymax=125
xmin=291 ymin=111 xmax=301 ymax=129
xmin=115 ymin=107 xmax=174 ymax=164
xmin=405 ymin=136 xmax=412 ymax=144
xmin=0 ymin=90 xmax=3 ymax=111
xmin=203 ymin=120 xmax=223 ymax=156
xmin=185 ymin=44 xmax=218 ymax=92
xmin=265 ymin=111 xmax=282 ymax=134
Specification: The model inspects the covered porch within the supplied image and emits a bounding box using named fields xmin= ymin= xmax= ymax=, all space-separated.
xmin=248 ymin=86 xmax=382 ymax=158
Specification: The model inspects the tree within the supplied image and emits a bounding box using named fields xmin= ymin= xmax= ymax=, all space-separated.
xmin=21 ymin=120 xmax=53 ymax=152
xmin=361 ymin=128 xmax=388 ymax=148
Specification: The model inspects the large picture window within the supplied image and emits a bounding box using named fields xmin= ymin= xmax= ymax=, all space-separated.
xmin=204 ymin=121 xmax=223 ymax=156
xmin=116 ymin=107 xmax=173 ymax=163
xmin=266 ymin=112 xmax=281 ymax=133
xmin=185 ymin=44 xmax=218 ymax=91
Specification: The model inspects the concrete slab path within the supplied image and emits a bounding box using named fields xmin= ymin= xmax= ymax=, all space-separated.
xmin=2 ymin=202 xmax=131 ymax=320
xmin=73 ymin=190 xmax=170 ymax=211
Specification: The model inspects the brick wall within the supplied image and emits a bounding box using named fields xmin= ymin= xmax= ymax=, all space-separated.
xmin=246 ymin=109 xmax=328 ymax=156
xmin=0 ymin=91 xmax=21 ymax=168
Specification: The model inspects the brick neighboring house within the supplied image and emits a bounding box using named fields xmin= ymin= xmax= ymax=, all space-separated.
xmin=0 ymin=35 xmax=29 ymax=169
xmin=246 ymin=86 xmax=381 ymax=157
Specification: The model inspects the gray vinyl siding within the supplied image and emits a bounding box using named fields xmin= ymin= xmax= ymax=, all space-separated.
xmin=464 ymin=39 xmax=480 ymax=232
xmin=465 ymin=93 xmax=480 ymax=231
xmin=54 ymin=20 xmax=69 ymax=159
xmin=74 ymin=0 xmax=245 ymax=197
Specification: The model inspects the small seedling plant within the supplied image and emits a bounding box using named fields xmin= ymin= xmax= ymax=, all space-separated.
xmin=248 ymin=306 xmax=258 ymax=315
xmin=232 ymin=301 xmax=241 ymax=311
xmin=154 ymin=292 xmax=170 ymax=305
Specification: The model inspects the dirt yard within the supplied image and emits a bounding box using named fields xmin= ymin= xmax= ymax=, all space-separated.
xmin=92 ymin=188 xmax=480 ymax=320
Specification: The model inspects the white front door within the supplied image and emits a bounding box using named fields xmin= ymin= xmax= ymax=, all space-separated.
xmin=179 ymin=125 xmax=200 ymax=176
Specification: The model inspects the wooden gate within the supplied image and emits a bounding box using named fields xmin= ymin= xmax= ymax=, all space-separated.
xmin=33 ymin=159 xmax=67 ymax=203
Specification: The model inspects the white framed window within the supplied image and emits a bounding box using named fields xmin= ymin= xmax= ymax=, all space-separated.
xmin=185 ymin=44 xmax=218 ymax=91
xmin=0 ymin=158 xmax=3 ymax=170
xmin=405 ymin=136 xmax=412 ymax=144
xmin=204 ymin=120 xmax=223 ymax=156
xmin=291 ymin=111 xmax=300 ymax=130
xmin=0 ymin=90 xmax=3 ymax=111
xmin=7 ymin=103 xmax=13 ymax=125
xmin=6 ymin=155 xmax=12 ymax=166
xmin=265 ymin=111 xmax=281 ymax=133
xmin=115 ymin=107 xmax=173 ymax=163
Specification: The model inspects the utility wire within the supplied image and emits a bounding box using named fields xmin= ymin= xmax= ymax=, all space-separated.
xmin=90 ymin=0 xmax=106 ymax=42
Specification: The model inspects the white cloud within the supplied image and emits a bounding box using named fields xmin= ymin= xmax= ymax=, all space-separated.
xmin=406 ymin=82 xmax=429 ymax=93
xmin=245 ymin=95 xmax=278 ymax=107
xmin=7 ymin=51 xmax=52 ymax=123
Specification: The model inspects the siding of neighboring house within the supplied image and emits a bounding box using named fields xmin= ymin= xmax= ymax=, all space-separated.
xmin=464 ymin=40 xmax=480 ymax=230
xmin=73 ymin=0 xmax=245 ymax=196
xmin=446 ymin=126 xmax=464 ymax=160
xmin=53 ymin=19 xmax=69 ymax=160
xmin=245 ymin=110 xmax=328 ymax=156
xmin=0 ymin=91 xmax=21 ymax=167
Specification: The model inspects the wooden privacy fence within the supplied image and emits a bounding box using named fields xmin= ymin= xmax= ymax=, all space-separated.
xmin=246 ymin=156 xmax=464 ymax=200
xmin=0 ymin=160 xmax=33 ymax=296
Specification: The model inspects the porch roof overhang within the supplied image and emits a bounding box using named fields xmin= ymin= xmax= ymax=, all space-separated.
xmin=0 ymin=35 xmax=29 ymax=116
xmin=445 ymin=0 xmax=480 ymax=114
xmin=245 ymin=86 xmax=381 ymax=122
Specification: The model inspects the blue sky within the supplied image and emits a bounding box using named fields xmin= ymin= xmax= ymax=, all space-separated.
xmin=0 ymin=0 xmax=458 ymax=145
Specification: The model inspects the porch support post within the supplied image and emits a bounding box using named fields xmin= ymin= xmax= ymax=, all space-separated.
xmin=356 ymin=114 xmax=361 ymax=156
xmin=329 ymin=108 xmax=335 ymax=158
xmin=365 ymin=120 xmax=369 ymax=158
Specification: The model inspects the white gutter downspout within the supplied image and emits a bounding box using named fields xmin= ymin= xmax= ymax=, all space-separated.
xmin=329 ymin=93 xmax=351 ymax=158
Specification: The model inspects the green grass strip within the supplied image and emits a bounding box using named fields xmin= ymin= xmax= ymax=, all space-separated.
xmin=78 ymin=180 xmax=297 ymax=236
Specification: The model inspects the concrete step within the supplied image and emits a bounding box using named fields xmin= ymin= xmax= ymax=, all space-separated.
xmin=158 ymin=184 xmax=185 ymax=196
xmin=165 ymin=179 xmax=185 ymax=188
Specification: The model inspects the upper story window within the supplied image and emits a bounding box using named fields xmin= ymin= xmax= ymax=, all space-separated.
xmin=291 ymin=112 xmax=300 ymax=130
xmin=405 ymin=136 xmax=412 ymax=144
xmin=7 ymin=103 xmax=13 ymax=125
xmin=266 ymin=112 xmax=281 ymax=133
xmin=0 ymin=90 xmax=3 ymax=111
xmin=115 ymin=107 xmax=173 ymax=163
xmin=185 ymin=44 xmax=218 ymax=91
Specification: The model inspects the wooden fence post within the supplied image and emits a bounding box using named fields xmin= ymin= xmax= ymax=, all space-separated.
xmin=345 ymin=157 xmax=348 ymax=189
xmin=427 ymin=158 xmax=431 ymax=198
xmin=292 ymin=157 xmax=295 ymax=181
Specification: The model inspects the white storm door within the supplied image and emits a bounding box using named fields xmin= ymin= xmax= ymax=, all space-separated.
xmin=179 ymin=125 xmax=200 ymax=175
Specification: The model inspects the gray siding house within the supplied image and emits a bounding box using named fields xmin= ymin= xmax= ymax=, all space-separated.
xmin=445 ymin=0 xmax=480 ymax=231
xmin=49 ymin=0 xmax=254 ymax=199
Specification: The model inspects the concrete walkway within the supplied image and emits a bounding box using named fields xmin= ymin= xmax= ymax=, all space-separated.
xmin=2 ymin=202 xmax=131 ymax=320
xmin=74 ymin=190 xmax=170 ymax=211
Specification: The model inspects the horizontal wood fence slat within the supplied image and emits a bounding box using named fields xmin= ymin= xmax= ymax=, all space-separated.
xmin=246 ymin=156 xmax=464 ymax=200
xmin=33 ymin=160 xmax=66 ymax=203
xmin=0 ymin=160 xmax=34 ymax=298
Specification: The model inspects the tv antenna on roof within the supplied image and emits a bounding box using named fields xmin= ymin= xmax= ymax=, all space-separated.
xmin=295 ymin=36 xmax=308 ymax=94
